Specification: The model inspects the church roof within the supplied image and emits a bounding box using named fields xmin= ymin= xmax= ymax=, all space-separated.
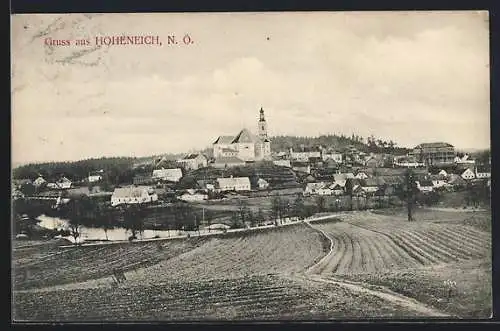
xmin=213 ymin=136 xmax=235 ymax=144
xmin=231 ymin=128 xmax=256 ymax=143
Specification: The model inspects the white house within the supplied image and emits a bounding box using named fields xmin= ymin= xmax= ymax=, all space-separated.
xmin=257 ymin=178 xmax=269 ymax=190
xmin=88 ymin=170 xmax=104 ymax=183
xmin=438 ymin=169 xmax=448 ymax=178
xmin=355 ymin=172 xmax=369 ymax=180
xmin=292 ymin=163 xmax=311 ymax=174
xmin=273 ymin=160 xmax=291 ymax=168
xmin=216 ymin=177 xmax=251 ymax=192
xmin=329 ymin=183 xmax=345 ymax=196
xmin=321 ymin=151 xmax=343 ymax=163
xmin=304 ymin=182 xmax=326 ymax=195
xmin=361 ymin=178 xmax=381 ymax=194
xmin=111 ymin=186 xmax=158 ymax=206
xmin=317 ymin=188 xmax=333 ymax=196
xmin=416 ymin=180 xmax=434 ymax=192
xmin=176 ymin=154 xmax=208 ymax=171
xmin=179 ymin=192 xmax=208 ymax=202
xmin=432 ymin=179 xmax=448 ymax=188
xmin=33 ymin=176 xmax=47 ymax=187
xmin=47 ymin=177 xmax=72 ymax=189
xmin=289 ymin=148 xmax=321 ymax=161
xmin=461 ymin=168 xmax=476 ymax=180
xmin=455 ymin=154 xmax=475 ymax=165
xmin=152 ymin=168 xmax=183 ymax=182
xmin=475 ymin=167 xmax=491 ymax=179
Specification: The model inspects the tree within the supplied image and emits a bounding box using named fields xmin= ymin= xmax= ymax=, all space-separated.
xmin=237 ymin=199 xmax=250 ymax=225
xmin=230 ymin=211 xmax=241 ymax=229
xmin=257 ymin=208 xmax=265 ymax=225
xmin=60 ymin=196 xmax=94 ymax=244
xmin=397 ymin=169 xmax=419 ymax=222
xmin=316 ymin=196 xmax=326 ymax=213
xmin=204 ymin=209 xmax=213 ymax=232
xmin=271 ymin=196 xmax=283 ymax=225
xmin=99 ymin=205 xmax=116 ymax=240
xmin=123 ymin=204 xmax=145 ymax=240
xmin=292 ymin=195 xmax=305 ymax=219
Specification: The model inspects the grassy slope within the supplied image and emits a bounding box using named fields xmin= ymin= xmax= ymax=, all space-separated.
xmin=337 ymin=259 xmax=491 ymax=318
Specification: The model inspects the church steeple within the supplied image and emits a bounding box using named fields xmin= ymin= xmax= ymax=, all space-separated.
xmin=258 ymin=107 xmax=267 ymax=139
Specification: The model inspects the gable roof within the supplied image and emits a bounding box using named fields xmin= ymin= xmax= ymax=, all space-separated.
xmin=152 ymin=168 xmax=183 ymax=177
xmin=415 ymin=142 xmax=454 ymax=149
xmin=216 ymin=177 xmax=251 ymax=187
xmin=213 ymin=136 xmax=235 ymax=144
xmin=231 ymin=128 xmax=256 ymax=144
xmin=183 ymin=153 xmax=205 ymax=160
xmin=112 ymin=186 xmax=153 ymax=198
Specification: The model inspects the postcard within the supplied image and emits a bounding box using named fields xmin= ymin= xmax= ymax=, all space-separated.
xmin=11 ymin=11 xmax=491 ymax=321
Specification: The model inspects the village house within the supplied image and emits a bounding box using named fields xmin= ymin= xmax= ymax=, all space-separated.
xmin=111 ymin=186 xmax=158 ymax=206
xmin=152 ymin=168 xmax=183 ymax=182
xmin=409 ymin=142 xmax=455 ymax=166
xmin=317 ymin=187 xmax=333 ymax=196
xmin=329 ymin=182 xmax=345 ymax=196
xmin=33 ymin=176 xmax=47 ymax=187
xmin=361 ymin=178 xmax=383 ymax=194
xmin=355 ymin=171 xmax=369 ymax=180
xmin=416 ymin=179 xmax=434 ymax=193
xmin=273 ymin=159 xmax=291 ymax=168
xmin=212 ymin=108 xmax=271 ymax=161
xmin=321 ymin=150 xmax=343 ymax=163
xmin=176 ymin=153 xmax=208 ymax=171
xmin=304 ymin=182 xmax=326 ymax=196
xmin=216 ymin=177 xmax=251 ymax=192
xmin=329 ymin=179 xmax=347 ymax=191
xmin=47 ymin=177 xmax=72 ymax=190
xmin=365 ymin=155 xmax=385 ymax=168
xmin=178 ymin=191 xmax=208 ymax=202
xmin=133 ymin=174 xmax=156 ymax=185
xmin=292 ymin=162 xmax=311 ymax=174
xmin=438 ymin=169 xmax=448 ymax=178
xmin=431 ymin=178 xmax=448 ymax=189
xmin=257 ymin=178 xmax=269 ymax=190
xmin=88 ymin=170 xmax=104 ymax=183
xmin=394 ymin=156 xmax=425 ymax=168
xmin=461 ymin=168 xmax=476 ymax=180
xmin=289 ymin=147 xmax=321 ymax=161
xmin=454 ymin=154 xmax=475 ymax=165
xmin=211 ymin=156 xmax=246 ymax=169
xmin=475 ymin=165 xmax=491 ymax=179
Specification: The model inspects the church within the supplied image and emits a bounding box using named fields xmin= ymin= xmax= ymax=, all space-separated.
xmin=212 ymin=108 xmax=272 ymax=162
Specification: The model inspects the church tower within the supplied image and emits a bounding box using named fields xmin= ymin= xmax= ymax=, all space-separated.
xmin=256 ymin=107 xmax=271 ymax=161
xmin=258 ymin=107 xmax=268 ymax=139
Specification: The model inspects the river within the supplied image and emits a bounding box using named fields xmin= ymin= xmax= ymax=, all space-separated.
xmin=37 ymin=215 xmax=186 ymax=243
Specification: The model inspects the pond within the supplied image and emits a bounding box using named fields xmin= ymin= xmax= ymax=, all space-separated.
xmin=37 ymin=214 xmax=187 ymax=243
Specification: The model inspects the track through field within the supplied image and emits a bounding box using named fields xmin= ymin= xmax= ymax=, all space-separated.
xmin=303 ymin=220 xmax=450 ymax=317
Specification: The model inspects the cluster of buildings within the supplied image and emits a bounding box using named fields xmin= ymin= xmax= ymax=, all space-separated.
xmin=13 ymin=104 xmax=491 ymax=210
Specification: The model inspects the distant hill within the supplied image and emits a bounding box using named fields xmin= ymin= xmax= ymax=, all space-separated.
xmin=270 ymin=134 xmax=409 ymax=155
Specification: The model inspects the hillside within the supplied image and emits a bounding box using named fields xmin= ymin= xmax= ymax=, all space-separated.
xmin=178 ymin=162 xmax=299 ymax=189
xmin=270 ymin=134 xmax=410 ymax=155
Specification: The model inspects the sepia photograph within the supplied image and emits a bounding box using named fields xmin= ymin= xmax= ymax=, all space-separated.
xmin=10 ymin=11 xmax=491 ymax=321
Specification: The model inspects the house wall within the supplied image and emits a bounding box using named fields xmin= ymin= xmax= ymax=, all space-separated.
xmin=235 ymin=142 xmax=255 ymax=161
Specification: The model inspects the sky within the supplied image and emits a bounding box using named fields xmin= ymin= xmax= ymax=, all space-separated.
xmin=11 ymin=11 xmax=490 ymax=164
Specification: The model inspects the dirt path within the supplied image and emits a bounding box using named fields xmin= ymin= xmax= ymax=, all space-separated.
xmin=303 ymin=221 xmax=450 ymax=317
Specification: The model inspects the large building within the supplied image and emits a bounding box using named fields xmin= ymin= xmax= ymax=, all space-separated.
xmin=409 ymin=142 xmax=455 ymax=166
xmin=212 ymin=108 xmax=271 ymax=162
xmin=176 ymin=154 xmax=208 ymax=171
